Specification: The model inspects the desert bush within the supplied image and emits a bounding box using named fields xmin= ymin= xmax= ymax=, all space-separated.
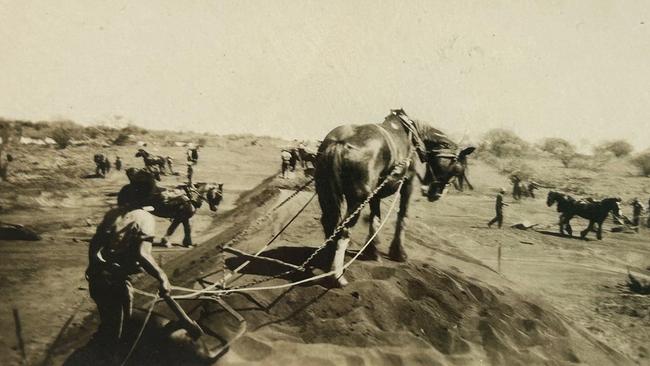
xmin=568 ymin=155 xmax=597 ymax=170
xmin=51 ymin=127 xmax=72 ymax=149
xmin=480 ymin=129 xmax=529 ymax=157
xmin=594 ymin=140 xmax=633 ymax=158
xmin=121 ymin=124 xmax=148 ymax=135
xmin=631 ymin=151 xmax=650 ymax=176
xmin=112 ymin=133 xmax=130 ymax=146
xmin=197 ymin=137 xmax=207 ymax=146
xmin=540 ymin=137 xmax=576 ymax=167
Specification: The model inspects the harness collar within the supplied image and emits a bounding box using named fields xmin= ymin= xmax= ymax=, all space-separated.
xmin=390 ymin=109 xmax=428 ymax=163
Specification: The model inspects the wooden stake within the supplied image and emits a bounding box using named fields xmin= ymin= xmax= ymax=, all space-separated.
xmin=13 ymin=308 xmax=26 ymax=363
xmin=497 ymin=244 xmax=502 ymax=274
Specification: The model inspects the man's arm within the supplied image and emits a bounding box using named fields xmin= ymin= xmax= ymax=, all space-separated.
xmin=137 ymin=241 xmax=171 ymax=296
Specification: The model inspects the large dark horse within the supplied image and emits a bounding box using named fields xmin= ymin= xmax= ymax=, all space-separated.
xmin=93 ymin=153 xmax=111 ymax=177
xmin=546 ymin=191 xmax=622 ymax=240
xmin=315 ymin=109 xmax=475 ymax=286
xmin=118 ymin=169 xmax=223 ymax=247
xmin=135 ymin=149 xmax=173 ymax=175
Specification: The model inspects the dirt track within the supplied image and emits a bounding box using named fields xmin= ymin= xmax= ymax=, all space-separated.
xmin=1 ymin=142 xmax=649 ymax=365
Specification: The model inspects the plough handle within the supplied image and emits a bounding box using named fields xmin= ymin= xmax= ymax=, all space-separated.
xmin=162 ymin=294 xmax=204 ymax=339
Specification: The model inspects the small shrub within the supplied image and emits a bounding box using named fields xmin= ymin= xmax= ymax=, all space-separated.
xmin=51 ymin=127 xmax=72 ymax=149
xmin=481 ymin=129 xmax=529 ymax=157
xmin=121 ymin=124 xmax=148 ymax=135
xmin=594 ymin=140 xmax=633 ymax=158
xmin=539 ymin=138 xmax=577 ymax=167
xmin=631 ymin=151 xmax=650 ymax=176
xmin=112 ymin=133 xmax=130 ymax=146
xmin=568 ymin=155 xmax=596 ymax=171
xmin=197 ymin=138 xmax=207 ymax=146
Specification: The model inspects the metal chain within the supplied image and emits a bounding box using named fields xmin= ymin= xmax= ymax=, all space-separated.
xmin=273 ymin=177 xmax=315 ymax=212
xmin=232 ymin=152 xmax=414 ymax=290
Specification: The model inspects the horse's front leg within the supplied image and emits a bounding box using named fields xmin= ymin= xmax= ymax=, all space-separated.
xmin=453 ymin=177 xmax=462 ymax=192
xmin=565 ymin=216 xmax=573 ymax=237
xmin=362 ymin=197 xmax=382 ymax=261
xmin=332 ymin=201 xmax=362 ymax=287
xmin=161 ymin=219 xmax=182 ymax=247
xmin=580 ymin=221 xmax=594 ymax=240
xmin=596 ymin=220 xmax=604 ymax=240
xmin=182 ymin=218 xmax=193 ymax=247
xmin=463 ymin=173 xmax=474 ymax=190
xmin=389 ymin=180 xmax=412 ymax=262
xmin=558 ymin=214 xmax=566 ymax=235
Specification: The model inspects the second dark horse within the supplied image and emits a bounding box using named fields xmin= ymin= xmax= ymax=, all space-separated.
xmin=315 ymin=109 xmax=475 ymax=287
xmin=546 ymin=191 xmax=622 ymax=240
xmin=118 ymin=168 xmax=223 ymax=247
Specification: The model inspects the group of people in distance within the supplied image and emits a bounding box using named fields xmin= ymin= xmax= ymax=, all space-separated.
xmin=280 ymin=140 xmax=310 ymax=178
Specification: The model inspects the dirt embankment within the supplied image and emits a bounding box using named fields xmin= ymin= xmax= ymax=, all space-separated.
xmin=50 ymin=168 xmax=633 ymax=366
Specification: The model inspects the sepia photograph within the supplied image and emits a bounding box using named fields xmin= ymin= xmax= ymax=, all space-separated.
xmin=0 ymin=1 xmax=649 ymax=365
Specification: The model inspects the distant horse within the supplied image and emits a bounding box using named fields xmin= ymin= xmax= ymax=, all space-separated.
xmin=511 ymin=175 xmax=541 ymax=199
xmin=439 ymin=152 xmax=473 ymax=191
xmin=316 ymin=109 xmax=475 ymax=286
xmin=546 ymin=191 xmax=622 ymax=240
xmin=297 ymin=148 xmax=318 ymax=169
xmin=93 ymin=153 xmax=111 ymax=177
xmin=519 ymin=181 xmax=541 ymax=198
xmin=118 ymin=172 xmax=223 ymax=247
xmin=135 ymin=149 xmax=173 ymax=175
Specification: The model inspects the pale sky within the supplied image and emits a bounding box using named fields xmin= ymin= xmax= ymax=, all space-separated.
xmin=1 ymin=1 xmax=649 ymax=150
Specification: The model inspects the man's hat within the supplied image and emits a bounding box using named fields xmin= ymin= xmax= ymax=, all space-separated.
xmin=499 ymin=188 xmax=506 ymax=194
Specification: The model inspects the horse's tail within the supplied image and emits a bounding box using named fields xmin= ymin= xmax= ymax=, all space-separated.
xmin=315 ymin=141 xmax=346 ymax=237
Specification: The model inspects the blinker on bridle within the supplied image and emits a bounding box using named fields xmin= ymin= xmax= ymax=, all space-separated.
xmin=426 ymin=149 xmax=461 ymax=187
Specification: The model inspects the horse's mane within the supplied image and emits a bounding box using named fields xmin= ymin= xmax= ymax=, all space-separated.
xmin=385 ymin=113 xmax=457 ymax=149
xmin=413 ymin=120 xmax=457 ymax=150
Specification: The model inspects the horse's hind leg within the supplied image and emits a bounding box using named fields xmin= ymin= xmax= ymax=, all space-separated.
xmin=181 ymin=218 xmax=193 ymax=247
xmin=464 ymin=174 xmax=474 ymax=190
xmin=580 ymin=221 xmax=594 ymax=240
xmin=161 ymin=219 xmax=182 ymax=247
xmin=362 ymin=197 xmax=381 ymax=261
xmin=389 ymin=180 xmax=412 ymax=262
xmin=596 ymin=220 xmax=604 ymax=240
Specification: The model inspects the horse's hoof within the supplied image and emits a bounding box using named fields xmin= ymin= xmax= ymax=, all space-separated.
xmin=388 ymin=249 xmax=408 ymax=262
xmin=325 ymin=275 xmax=348 ymax=288
xmin=335 ymin=275 xmax=349 ymax=287
xmin=359 ymin=249 xmax=381 ymax=262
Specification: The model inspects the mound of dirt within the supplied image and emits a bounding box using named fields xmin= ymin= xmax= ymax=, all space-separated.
xmin=49 ymin=171 xmax=632 ymax=366
xmin=202 ymin=260 xmax=590 ymax=366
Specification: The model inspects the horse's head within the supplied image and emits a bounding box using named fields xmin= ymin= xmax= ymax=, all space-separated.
xmin=135 ymin=149 xmax=147 ymax=158
xmin=546 ymin=191 xmax=558 ymax=207
xmin=200 ymin=183 xmax=223 ymax=212
xmin=94 ymin=153 xmax=104 ymax=164
xmin=423 ymin=146 xmax=475 ymax=202
xmin=605 ymin=197 xmax=623 ymax=217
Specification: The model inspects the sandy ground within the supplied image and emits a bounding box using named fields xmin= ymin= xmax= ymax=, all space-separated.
xmin=1 ymin=141 xmax=649 ymax=366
